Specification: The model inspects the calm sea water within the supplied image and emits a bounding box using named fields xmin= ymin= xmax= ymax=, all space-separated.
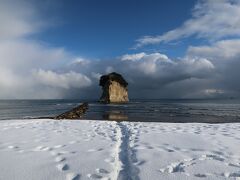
xmin=0 ymin=99 xmax=240 ymax=123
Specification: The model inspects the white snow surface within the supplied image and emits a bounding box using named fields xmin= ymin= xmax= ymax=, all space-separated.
xmin=0 ymin=119 xmax=240 ymax=180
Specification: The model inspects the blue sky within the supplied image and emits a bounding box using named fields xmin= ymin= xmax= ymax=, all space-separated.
xmin=1 ymin=0 xmax=240 ymax=99
xmin=33 ymin=0 xmax=197 ymax=59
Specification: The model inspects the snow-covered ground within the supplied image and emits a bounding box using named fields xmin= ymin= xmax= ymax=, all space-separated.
xmin=0 ymin=119 xmax=240 ymax=180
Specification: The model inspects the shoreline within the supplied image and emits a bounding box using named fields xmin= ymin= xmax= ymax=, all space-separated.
xmin=1 ymin=115 xmax=240 ymax=124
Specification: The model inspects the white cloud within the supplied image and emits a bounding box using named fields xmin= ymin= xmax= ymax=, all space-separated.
xmin=121 ymin=52 xmax=173 ymax=75
xmin=121 ymin=52 xmax=146 ymax=61
xmin=33 ymin=69 xmax=92 ymax=89
xmin=61 ymin=51 xmax=217 ymax=98
xmin=120 ymin=52 xmax=213 ymax=76
xmin=180 ymin=57 xmax=214 ymax=76
xmin=136 ymin=0 xmax=240 ymax=47
xmin=70 ymin=57 xmax=90 ymax=66
xmin=184 ymin=38 xmax=240 ymax=98
xmin=0 ymin=0 xmax=92 ymax=99
xmin=187 ymin=39 xmax=240 ymax=60
xmin=0 ymin=40 xmax=68 ymax=71
xmin=118 ymin=52 xmax=215 ymax=98
xmin=91 ymin=72 xmax=102 ymax=80
xmin=122 ymin=52 xmax=169 ymax=62
xmin=0 ymin=40 xmax=92 ymax=99
xmin=0 ymin=0 xmax=46 ymax=40
xmin=106 ymin=66 xmax=115 ymax=73
xmin=125 ymin=0 xmax=240 ymax=98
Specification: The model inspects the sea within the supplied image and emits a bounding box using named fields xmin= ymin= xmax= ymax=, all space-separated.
xmin=0 ymin=99 xmax=240 ymax=123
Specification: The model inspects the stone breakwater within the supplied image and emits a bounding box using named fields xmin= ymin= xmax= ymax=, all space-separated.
xmin=54 ymin=102 xmax=88 ymax=120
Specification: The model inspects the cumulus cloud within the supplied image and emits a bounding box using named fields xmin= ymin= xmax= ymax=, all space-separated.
xmin=0 ymin=41 xmax=93 ymax=98
xmin=121 ymin=53 xmax=173 ymax=75
xmin=64 ymin=52 xmax=216 ymax=98
xmin=121 ymin=52 xmax=146 ymax=61
xmin=69 ymin=57 xmax=90 ymax=66
xmin=185 ymin=39 xmax=240 ymax=97
xmin=125 ymin=0 xmax=240 ymax=98
xmin=187 ymin=39 xmax=240 ymax=60
xmin=0 ymin=37 xmax=95 ymax=99
xmin=120 ymin=52 xmax=214 ymax=78
xmin=0 ymin=0 xmax=92 ymax=99
xmin=0 ymin=0 xmax=46 ymax=40
xmin=67 ymin=46 xmax=240 ymax=99
xmin=33 ymin=70 xmax=92 ymax=89
xmin=136 ymin=0 xmax=240 ymax=47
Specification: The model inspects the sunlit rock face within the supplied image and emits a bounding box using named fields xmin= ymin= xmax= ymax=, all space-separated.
xmin=99 ymin=72 xmax=129 ymax=103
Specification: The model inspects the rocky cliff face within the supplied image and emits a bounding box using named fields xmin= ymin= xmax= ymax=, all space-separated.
xmin=99 ymin=72 xmax=129 ymax=103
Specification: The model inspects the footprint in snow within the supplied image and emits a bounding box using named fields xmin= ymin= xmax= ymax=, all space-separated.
xmin=96 ymin=168 xmax=109 ymax=174
xmin=56 ymin=163 xmax=69 ymax=171
xmin=55 ymin=156 xmax=66 ymax=162
xmin=69 ymin=141 xmax=77 ymax=144
xmin=200 ymin=154 xmax=225 ymax=162
xmin=87 ymin=174 xmax=102 ymax=179
xmin=104 ymin=157 xmax=114 ymax=163
xmin=50 ymin=151 xmax=60 ymax=156
xmin=87 ymin=148 xmax=103 ymax=152
xmin=223 ymin=172 xmax=240 ymax=178
xmin=18 ymin=150 xmax=25 ymax=153
xmin=8 ymin=145 xmax=18 ymax=149
xmin=42 ymin=147 xmax=52 ymax=151
xmin=226 ymin=163 xmax=240 ymax=168
xmin=54 ymin=144 xmax=65 ymax=149
xmin=34 ymin=146 xmax=46 ymax=151
xmin=194 ymin=173 xmax=207 ymax=178
xmin=66 ymin=173 xmax=80 ymax=180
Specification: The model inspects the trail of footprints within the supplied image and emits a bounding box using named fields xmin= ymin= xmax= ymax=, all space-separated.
xmin=159 ymin=154 xmax=240 ymax=178
xmin=32 ymin=142 xmax=80 ymax=180
xmin=2 ymin=120 xmax=240 ymax=179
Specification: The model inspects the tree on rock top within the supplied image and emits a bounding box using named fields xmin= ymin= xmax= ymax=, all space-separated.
xmin=99 ymin=72 xmax=129 ymax=103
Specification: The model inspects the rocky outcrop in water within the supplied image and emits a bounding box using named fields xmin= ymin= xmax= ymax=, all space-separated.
xmin=99 ymin=72 xmax=129 ymax=103
xmin=54 ymin=103 xmax=88 ymax=119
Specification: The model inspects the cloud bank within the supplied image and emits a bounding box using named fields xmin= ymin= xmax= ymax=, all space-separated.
xmin=65 ymin=52 xmax=217 ymax=99
xmin=0 ymin=0 xmax=92 ymax=99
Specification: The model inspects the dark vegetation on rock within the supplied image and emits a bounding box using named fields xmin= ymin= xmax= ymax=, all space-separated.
xmin=99 ymin=72 xmax=129 ymax=103
xmin=99 ymin=72 xmax=128 ymax=87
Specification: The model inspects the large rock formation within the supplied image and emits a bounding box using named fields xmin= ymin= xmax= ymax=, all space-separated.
xmin=99 ymin=72 xmax=129 ymax=103
xmin=54 ymin=103 xmax=88 ymax=119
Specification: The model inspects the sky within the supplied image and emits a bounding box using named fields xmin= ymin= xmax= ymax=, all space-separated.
xmin=0 ymin=0 xmax=240 ymax=99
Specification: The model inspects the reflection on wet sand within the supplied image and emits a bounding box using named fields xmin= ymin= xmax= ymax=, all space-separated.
xmin=103 ymin=110 xmax=128 ymax=121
